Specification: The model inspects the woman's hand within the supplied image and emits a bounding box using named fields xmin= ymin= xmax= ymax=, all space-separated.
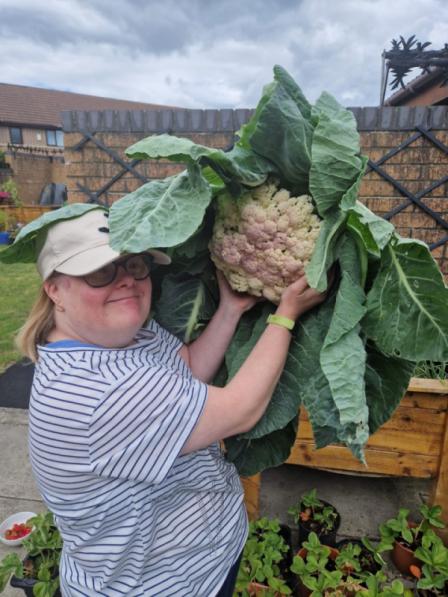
xmin=216 ymin=270 xmax=260 ymax=316
xmin=276 ymin=275 xmax=328 ymax=321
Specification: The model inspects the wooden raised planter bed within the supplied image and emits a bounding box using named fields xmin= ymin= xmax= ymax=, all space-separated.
xmin=241 ymin=378 xmax=448 ymax=540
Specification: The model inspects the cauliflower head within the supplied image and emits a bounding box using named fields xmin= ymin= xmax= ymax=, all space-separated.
xmin=209 ymin=179 xmax=322 ymax=304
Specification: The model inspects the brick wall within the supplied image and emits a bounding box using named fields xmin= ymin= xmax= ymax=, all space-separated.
xmin=5 ymin=151 xmax=66 ymax=204
xmin=62 ymin=106 xmax=448 ymax=277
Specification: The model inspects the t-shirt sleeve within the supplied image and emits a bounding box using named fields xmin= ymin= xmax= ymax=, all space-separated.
xmin=88 ymin=364 xmax=207 ymax=485
xmin=145 ymin=318 xmax=183 ymax=352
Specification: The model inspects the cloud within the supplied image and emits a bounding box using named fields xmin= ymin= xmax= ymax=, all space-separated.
xmin=0 ymin=0 xmax=447 ymax=108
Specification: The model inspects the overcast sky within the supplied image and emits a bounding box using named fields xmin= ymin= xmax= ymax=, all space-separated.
xmin=1 ymin=0 xmax=447 ymax=109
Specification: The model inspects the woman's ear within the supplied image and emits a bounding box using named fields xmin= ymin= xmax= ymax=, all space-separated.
xmin=44 ymin=277 xmax=65 ymax=312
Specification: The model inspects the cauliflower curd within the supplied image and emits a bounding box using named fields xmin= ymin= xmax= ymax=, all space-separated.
xmin=209 ymin=179 xmax=322 ymax=304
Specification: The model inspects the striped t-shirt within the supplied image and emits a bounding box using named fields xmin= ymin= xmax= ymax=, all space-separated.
xmin=29 ymin=319 xmax=248 ymax=596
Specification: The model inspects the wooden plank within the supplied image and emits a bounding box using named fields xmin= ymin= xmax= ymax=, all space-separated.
xmin=430 ymin=408 xmax=448 ymax=529
xmin=407 ymin=378 xmax=448 ymax=394
xmin=299 ymin=398 xmax=448 ymax=424
xmin=286 ymin=442 xmax=438 ymax=478
xmin=298 ymin=403 xmax=446 ymax=453
xmin=401 ymin=393 xmax=448 ymax=409
xmin=297 ymin=421 xmax=442 ymax=455
xmin=240 ymin=474 xmax=261 ymax=521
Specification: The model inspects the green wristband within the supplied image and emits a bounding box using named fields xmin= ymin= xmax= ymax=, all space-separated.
xmin=266 ymin=314 xmax=295 ymax=331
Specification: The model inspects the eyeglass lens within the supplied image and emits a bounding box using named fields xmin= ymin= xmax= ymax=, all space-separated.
xmin=83 ymin=254 xmax=153 ymax=287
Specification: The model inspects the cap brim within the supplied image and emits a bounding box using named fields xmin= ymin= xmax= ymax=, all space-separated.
xmin=148 ymin=249 xmax=171 ymax=265
xmin=54 ymin=246 xmax=171 ymax=278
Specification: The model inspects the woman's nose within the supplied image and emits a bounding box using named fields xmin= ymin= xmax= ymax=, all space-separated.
xmin=115 ymin=264 xmax=135 ymax=285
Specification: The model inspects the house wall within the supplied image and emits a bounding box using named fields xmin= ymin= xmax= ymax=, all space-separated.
xmin=62 ymin=107 xmax=448 ymax=277
xmin=0 ymin=125 xmax=66 ymax=204
xmin=4 ymin=152 xmax=66 ymax=204
xmin=0 ymin=125 xmax=62 ymax=148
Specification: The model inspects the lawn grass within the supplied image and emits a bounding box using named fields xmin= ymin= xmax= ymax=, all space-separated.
xmin=0 ymin=247 xmax=41 ymax=372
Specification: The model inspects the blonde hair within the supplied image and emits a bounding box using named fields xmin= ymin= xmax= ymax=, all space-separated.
xmin=15 ymin=286 xmax=55 ymax=363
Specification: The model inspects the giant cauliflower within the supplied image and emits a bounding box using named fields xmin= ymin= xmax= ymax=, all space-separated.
xmin=209 ymin=179 xmax=322 ymax=303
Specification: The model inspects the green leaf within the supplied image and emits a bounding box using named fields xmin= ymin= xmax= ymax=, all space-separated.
xmin=309 ymin=92 xmax=366 ymax=216
xmin=153 ymin=273 xmax=216 ymax=343
xmin=237 ymin=68 xmax=314 ymax=194
xmin=305 ymin=209 xmax=346 ymax=291
xmin=125 ymin=134 xmax=271 ymax=189
xmin=365 ymin=343 xmax=415 ymax=434
xmin=108 ymin=164 xmax=213 ymax=252
xmin=363 ymin=237 xmax=448 ymax=362
xmin=0 ymin=203 xmax=102 ymax=264
xmin=349 ymin=201 xmax=395 ymax=254
xmin=225 ymin=417 xmax=298 ymax=476
xmin=0 ymin=553 xmax=23 ymax=591
xmin=320 ymin=237 xmax=369 ymax=451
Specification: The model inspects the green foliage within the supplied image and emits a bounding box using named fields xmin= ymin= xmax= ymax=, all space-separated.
xmin=288 ymin=489 xmax=338 ymax=534
xmin=379 ymin=504 xmax=445 ymax=552
xmin=361 ymin=572 xmax=414 ymax=596
xmin=234 ymin=517 xmax=292 ymax=596
xmin=0 ymin=511 xmax=61 ymax=596
xmin=290 ymin=532 xmax=342 ymax=596
xmin=0 ymin=178 xmax=21 ymax=207
xmin=413 ymin=360 xmax=447 ymax=380
xmin=74 ymin=65 xmax=447 ymax=474
xmin=0 ymin=553 xmax=23 ymax=592
xmin=413 ymin=530 xmax=448 ymax=595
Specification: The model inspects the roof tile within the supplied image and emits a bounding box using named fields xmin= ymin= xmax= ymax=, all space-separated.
xmin=0 ymin=82 xmax=176 ymax=128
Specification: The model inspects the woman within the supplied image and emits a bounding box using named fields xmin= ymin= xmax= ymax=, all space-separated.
xmin=12 ymin=205 xmax=327 ymax=596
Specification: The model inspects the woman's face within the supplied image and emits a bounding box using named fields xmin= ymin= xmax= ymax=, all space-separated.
xmin=44 ymin=264 xmax=152 ymax=348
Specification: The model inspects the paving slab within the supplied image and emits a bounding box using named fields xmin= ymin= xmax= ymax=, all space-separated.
xmin=0 ymin=409 xmax=44 ymax=596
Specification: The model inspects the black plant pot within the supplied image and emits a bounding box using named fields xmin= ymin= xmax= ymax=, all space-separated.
xmin=10 ymin=557 xmax=61 ymax=597
xmin=336 ymin=538 xmax=382 ymax=574
xmin=10 ymin=576 xmax=62 ymax=597
xmin=297 ymin=499 xmax=341 ymax=547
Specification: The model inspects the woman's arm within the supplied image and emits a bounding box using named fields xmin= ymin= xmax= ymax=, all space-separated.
xmin=178 ymin=272 xmax=258 ymax=382
xmin=181 ymin=276 xmax=327 ymax=454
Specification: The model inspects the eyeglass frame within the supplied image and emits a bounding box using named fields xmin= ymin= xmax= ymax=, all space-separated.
xmin=78 ymin=253 xmax=154 ymax=288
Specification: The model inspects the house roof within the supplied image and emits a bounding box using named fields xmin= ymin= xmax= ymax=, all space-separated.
xmin=384 ymin=67 xmax=448 ymax=106
xmin=0 ymin=83 xmax=178 ymax=128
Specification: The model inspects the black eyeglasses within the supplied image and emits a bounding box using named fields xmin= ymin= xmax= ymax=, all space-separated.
xmin=82 ymin=254 xmax=154 ymax=288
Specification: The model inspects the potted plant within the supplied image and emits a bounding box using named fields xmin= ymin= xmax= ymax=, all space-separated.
xmin=378 ymin=504 xmax=445 ymax=576
xmin=336 ymin=538 xmax=384 ymax=577
xmin=408 ymin=529 xmax=448 ymax=596
xmin=0 ymin=511 xmax=62 ymax=597
xmin=234 ymin=517 xmax=294 ymax=596
xmin=288 ymin=489 xmax=341 ymax=547
xmin=290 ymin=531 xmax=342 ymax=597
xmin=358 ymin=571 xmax=414 ymax=597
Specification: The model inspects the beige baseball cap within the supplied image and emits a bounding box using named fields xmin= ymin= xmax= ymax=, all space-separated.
xmin=37 ymin=208 xmax=170 ymax=281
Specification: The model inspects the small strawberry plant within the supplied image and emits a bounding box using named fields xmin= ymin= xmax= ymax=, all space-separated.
xmin=288 ymin=489 xmax=340 ymax=546
xmin=234 ymin=517 xmax=293 ymax=596
xmin=379 ymin=504 xmax=445 ymax=552
xmin=410 ymin=529 xmax=448 ymax=596
xmin=0 ymin=511 xmax=62 ymax=597
xmin=290 ymin=531 xmax=342 ymax=596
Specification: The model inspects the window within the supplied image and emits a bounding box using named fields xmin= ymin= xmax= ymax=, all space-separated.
xmin=46 ymin=130 xmax=56 ymax=145
xmin=9 ymin=127 xmax=23 ymax=144
xmin=46 ymin=129 xmax=64 ymax=147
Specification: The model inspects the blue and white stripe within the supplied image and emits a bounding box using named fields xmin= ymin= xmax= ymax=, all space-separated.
xmin=29 ymin=320 xmax=248 ymax=596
